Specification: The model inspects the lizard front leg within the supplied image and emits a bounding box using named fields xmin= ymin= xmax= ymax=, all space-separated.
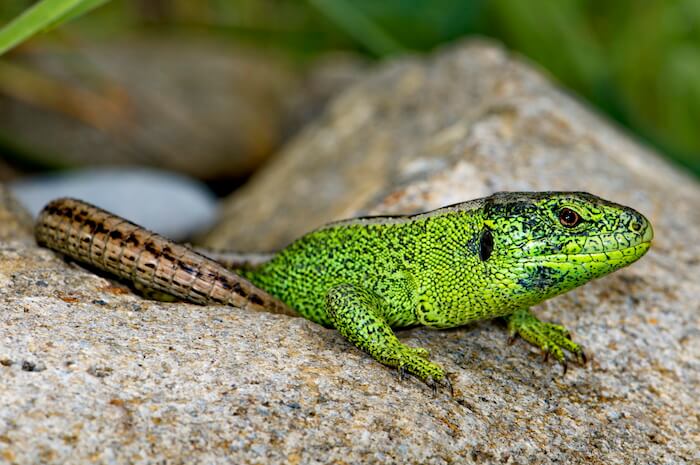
xmin=505 ymin=308 xmax=587 ymax=374
xmin=325 ymin=283 xmax=450 ymax=393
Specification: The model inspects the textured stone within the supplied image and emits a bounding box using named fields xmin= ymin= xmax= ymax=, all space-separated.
xmin=2 ymin=40 xmax=699 ymax=464
xmin=0 ymin=185 xmax=33 ymax=243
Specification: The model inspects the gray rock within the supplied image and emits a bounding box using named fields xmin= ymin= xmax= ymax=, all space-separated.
xmin=10 ymin=167 xmax=217 ymax=240
xmin=0 ymin=184 xmax=33 ymax=243
xmin=1 ymin=39 xmax=699 ymax=464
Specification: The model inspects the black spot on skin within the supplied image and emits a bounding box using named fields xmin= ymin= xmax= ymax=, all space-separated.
xmin=178 ymin=262 xmax=195 ymax=274
xmin=518 ymin=266 xmax=560 ymax=291
xmin=161 ymin=246 xmax=176 ymax=261
xmin=125 ymin=234 xmax=140 ymax=246
xmin=218 ymin=277 xmax=232 ymax=290
xmin=60 ymin=207 xmax=74 ymax=218
xmin=94 ymin=223 xmax=107 ymax=234
xmin=84 ymin=219 xmax=97 ymax=231
xmin=479 ymin=228 xmax=494 ymax=261
xmin=144 ymin=263 xmax=156 ymax=269
xmin=190 ymin=288 xmax=207 ymax=297
xmin=109 ymin=230 xmax=123 ymax=240
xmin=232 ymin=282 xmax=247 ymax=298
xmin=145 ymin=241 xmax=160 ymax=255
xmin=250 ymin=294 xmax=264 ymax=306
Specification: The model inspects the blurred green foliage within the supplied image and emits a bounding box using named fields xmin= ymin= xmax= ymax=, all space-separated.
xmin=0 ymin=0 xmax=698 ymax=177
xmin=0 ymin=0 xmax=108 ymax=55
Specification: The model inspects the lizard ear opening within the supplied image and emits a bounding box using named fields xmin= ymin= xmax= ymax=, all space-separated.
xmin=479 ymin=228 xmax=494 ymax=261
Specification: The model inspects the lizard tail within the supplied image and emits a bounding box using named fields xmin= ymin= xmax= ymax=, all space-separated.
xmin=35 ymin=198 xmax=297 ymax=317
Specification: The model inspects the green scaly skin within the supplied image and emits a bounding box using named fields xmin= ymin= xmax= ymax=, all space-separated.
xmin=237 ymin=192 xmax=653 ymax=390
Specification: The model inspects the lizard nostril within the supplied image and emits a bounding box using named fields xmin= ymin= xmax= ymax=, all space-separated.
xmin=631 ymin=221 xmax=641 ymax=232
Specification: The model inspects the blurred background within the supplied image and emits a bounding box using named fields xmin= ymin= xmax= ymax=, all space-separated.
xmin=0 ymin=0 xmax=698 ymax=238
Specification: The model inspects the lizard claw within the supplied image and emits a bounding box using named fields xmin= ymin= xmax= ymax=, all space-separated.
xmin=429 ymin=378 xmax=438 ymax=396
xmin=426 ymin=374 xmax=454 ymax=397
xmin=578 ymin=349 xmax=588 ymax=365
xmin=397 ymin=365 xmax=408 ymax=381
xmin=443 ymin=375 xmax=454 ymax=397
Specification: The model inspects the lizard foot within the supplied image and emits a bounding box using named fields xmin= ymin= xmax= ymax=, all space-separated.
xmin=395 ymin=345 xmax=450 ymax=395
xmin=506 ymin=308 xmax=586 ymax=374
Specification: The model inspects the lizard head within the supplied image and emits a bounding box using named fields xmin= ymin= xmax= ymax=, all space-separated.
xmin=478 ymin=191 xmax=653 ymax=307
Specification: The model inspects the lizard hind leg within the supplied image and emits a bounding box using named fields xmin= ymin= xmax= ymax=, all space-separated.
xmin=325 ymin=283 xmax=448 ymax=392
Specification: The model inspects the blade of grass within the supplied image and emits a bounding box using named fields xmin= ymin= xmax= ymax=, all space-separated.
xmin=47 ymin=0 xmax=110 ymax=28
xmin=0 ymin=0 xmax=108 ymax=56
xmin=308 ymin=0 xmax=405 ymax=56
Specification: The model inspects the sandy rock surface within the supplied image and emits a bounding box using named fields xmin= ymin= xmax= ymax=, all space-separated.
xmin=1 ymin=40 xmax=699 ymax=464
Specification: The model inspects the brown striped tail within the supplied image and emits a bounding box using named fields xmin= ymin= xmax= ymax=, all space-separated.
xmin=35 ymin=198 xmax=296 ymax=316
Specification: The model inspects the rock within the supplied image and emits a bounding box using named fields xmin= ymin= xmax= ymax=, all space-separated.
xmin=1 ymin=39 xmax=699 ymax=464
xmin=283 ymin=52 xmax=370 ymax=138
xmin=0 ymin=185 xmax=33 ymax=242
xmin=0 ymin=36 xmax=363 ymax=180
xmin=10 ymin=167 xmax=218 ymax=241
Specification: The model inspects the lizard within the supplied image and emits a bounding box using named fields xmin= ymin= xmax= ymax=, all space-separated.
xmin=34 ymin=192 xmax=653 ymax=393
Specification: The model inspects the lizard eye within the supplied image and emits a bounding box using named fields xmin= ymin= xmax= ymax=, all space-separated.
xmin=559 ymin=208 xmax=581 ymax=228
xmin=479 ymin=228 xmax=494 ymax=261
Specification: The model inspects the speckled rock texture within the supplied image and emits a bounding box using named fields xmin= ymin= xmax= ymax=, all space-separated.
xmin=2 ymin=40 xmax=699 ymax=464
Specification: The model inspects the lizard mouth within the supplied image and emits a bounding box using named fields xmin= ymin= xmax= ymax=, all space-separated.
xmin=527 ymin=241 xmax=652 ymax=265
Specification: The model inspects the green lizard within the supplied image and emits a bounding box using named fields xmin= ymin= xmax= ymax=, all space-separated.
xmin=36 ymin=192 xmax=653 ymax=392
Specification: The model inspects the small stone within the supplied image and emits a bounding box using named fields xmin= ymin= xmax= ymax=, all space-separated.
xmin=88 ymin=365 xmax=113 ymax=378
xmin=10 ymin=167 xmax=218 ymax=241
xmin=21 ymin=360 xmax=46 ymax=372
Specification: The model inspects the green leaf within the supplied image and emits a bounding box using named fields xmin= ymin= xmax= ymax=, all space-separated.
xmin=308 ymin=0 xmax=405 ymax=56
xmin=47 ymin=0 xmax=110 ymax=29
xmin=0 ymin=0 xmax=109 ymax=56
